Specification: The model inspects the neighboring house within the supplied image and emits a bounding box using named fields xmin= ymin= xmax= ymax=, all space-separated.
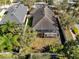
xmin=10 ymin=0 xmax=20 ymax=3
xmin=31 ymin=5 xmax=59 ymax=38
xmin=53 ymin=0 xmax=63 ymax=5
xmin=0 ymin=5 xmax=10 ymax=9
xmin=52 ymin=0 xmax=77 ymax=5
xmin=0 ymin=3 xmax=28 ymax=24
xmin=68 ymin=0 xmax=77 ymax=2
xmin=32 ymin=2 xmax=48 ymax=9
xmin=68 ymin=0 xmax=76 ymax=4
xmin=67 ymin=0 xmax=78 ymax=8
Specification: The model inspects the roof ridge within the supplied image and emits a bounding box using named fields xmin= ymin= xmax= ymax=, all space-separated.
xmin=33 ymin=16 xmax=45 ymax=28
xmin=32 ymin=8 xmax=45 ymax=26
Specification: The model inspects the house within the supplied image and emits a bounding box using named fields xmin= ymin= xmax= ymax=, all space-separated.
xmin=0 ymin=1 xmax=28 ymax=24
xmin=68 ymin=0 xmax=76 ymax=7
xmin=31 ymin=5 xmax=59 ymax=38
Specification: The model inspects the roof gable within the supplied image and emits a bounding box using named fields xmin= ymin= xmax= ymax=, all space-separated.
xmin=0 ymin=13 xmax=18 ymax=24
xmin=44 ymin=6 xmax=54 ymax=21
xmin=13 ymin=4 xmax=27 ymax=23
xmin=33 ymin=17 xmax=58 ymax=33
xmin=0 ymin=4 xmax=28 ymax=24
xmin=32 ymin=8 xmax=44 ymax=26
xmin=32 ymin=6 xmax=55 ymax=27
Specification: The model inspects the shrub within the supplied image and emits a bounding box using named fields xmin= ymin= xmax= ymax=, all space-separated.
xmin=0 ymin=21 xmax=20 ymax=52
xmin=72 ymin=27 xmax=79 ymax=35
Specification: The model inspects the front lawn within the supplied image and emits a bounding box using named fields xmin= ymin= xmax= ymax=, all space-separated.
xmin=30 ymin=37 xmax=61 ymax=51
xmin=20 ymin=37 xmax=61 ymax=54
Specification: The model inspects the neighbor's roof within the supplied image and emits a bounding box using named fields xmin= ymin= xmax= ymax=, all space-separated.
xmin=0 ymin=3 xmax=28 ymax=24
xmin=34 ymin=2 xmax=47 ymax=5
xmin=32 ymin=2 xmax=48 ymax=9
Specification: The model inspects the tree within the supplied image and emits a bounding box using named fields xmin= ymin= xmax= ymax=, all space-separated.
xmin=55 ymin=0 xmax=77 ymax=29
xmin=49 ymin=39 xmax=79 ymax=59
xmin=0 ymin=21 xmax=20 ymax=52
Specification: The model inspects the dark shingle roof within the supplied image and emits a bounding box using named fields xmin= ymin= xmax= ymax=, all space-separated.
xmin=32 ymin=6 xmax=55 ymax=27
xmin=32 ymin=8 xmax=44 ymax=26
